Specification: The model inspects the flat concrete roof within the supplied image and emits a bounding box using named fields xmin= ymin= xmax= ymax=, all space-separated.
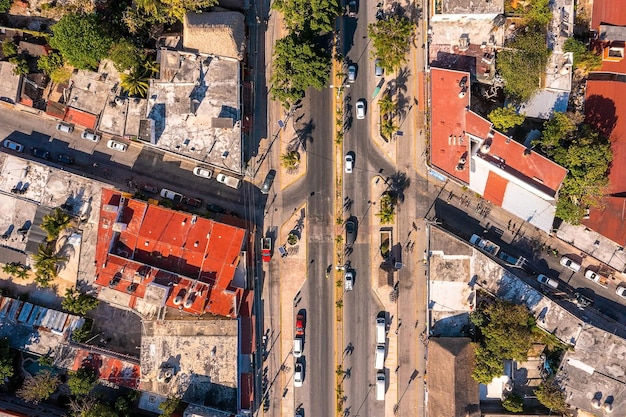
xmin=68 ymin=70 xmax=112 ymax=117
xmin=140 ymin=319 xmax=239 ymax=409
xmin=146 ymin=51 xmax=242 ymax=174
xmin=0 ymin=62 xmax=20 ymax=104
xmin=432 ymin=0 xmax=503 ymax=16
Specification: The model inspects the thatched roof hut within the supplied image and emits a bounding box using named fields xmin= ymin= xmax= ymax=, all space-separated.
xmin=183 ymin=11 xmax=245 ymax=60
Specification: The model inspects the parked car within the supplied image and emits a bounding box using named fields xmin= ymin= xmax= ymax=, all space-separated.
xmin=344 ymin=153 xmax=354 ymax=173
xmin=216 ymin=173 xmax=241 ymax=189
xmin=294 ymin=362 xmax=304 ymax=387
xmin=293 ymin=336 xmax=303 ymax=358
xmin=107 ymin=139 xmax=128 ymax=152
xmin=141 ymin=184 xmax=159 ymax=194
xmin=347 ymin=64 xmax=356 ymax=83
xmin=3 ymin=140 xmax=24 ymax=152
xmin=160 ymin=189 xmax=183 ymax=203
xmin=345 ymin=219 xmax=357 ymax=246
xmin=56 ymin=154 xmax=75 ymax=164
xmin=57 ymin=123 xmax=74 ymax=133
xmin=30 ymin=147 xmax=51 ymax=160
xmin=560 ymin=256 xmax=581 ymax=272
xmin=347 ymin=0 xmax=357 ymax=17
xmin=374 ymin=59 xmax=384 ymax=77
xmin=537 ymin=274 xmax=559 ymax=289
xmin=183 ymin=196 xmax=203 ymax=208
xmin=81 ymin=130 xmax=100 ymax=142
xmin=616 ymin=286 xmax=626 ymax=299
xmin=193 ymin=166 xmax=213 ymax=179
xmin=344 ymin=269 xmax=354 ymax=291
xmin=295 ymin=313 xmax=305 ymax=336
xmin=261 ymin=169 xmax=276 ymax=195
xmin=355 ymin=99 xmax=366 ymax=119
xmin=207 ymin=203 xmax=227 ymax=214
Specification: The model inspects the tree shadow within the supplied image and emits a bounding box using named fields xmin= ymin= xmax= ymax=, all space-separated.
xmin=292 ymin=119 xmax=315 ymax=152
xmin=387 ymin=66 xmax=411 ymax=97
xmin=388 ymin=171 xmax=410 ymax=203
xmin=584 ymin=94 xmax=618 ymax=139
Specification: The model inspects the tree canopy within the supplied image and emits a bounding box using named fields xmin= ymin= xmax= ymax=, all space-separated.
xmin=0 ymin=338 xmax=14 ymax=381
xmin=272 ymin=0 xmax=340 ymax=34
xmin=368 ymin=15 xmax=415 ymax=72
xmin=0 ymin=0 xmax=11 ymax=13
xmin=62 ymin=288 xmax=99 ymax=316
xmin=470 ymin=299 xmax=533 ymax=384
xmin=270 ymin=33 xmax=331 ymax=109
xmin=108 ymin=39 xmax=146 ymax=72
xmin=16 ymin=370 xmax=60 ymax=404
xmin=488 ymin=104 xmax=525 ymax=131
xmin=497 ymin=30 xmax=551 ymax=102
xmin=67 ymin=366 xmax=98 ymax=396
xmin=38 ymin=51 xmax=64 ymax=76
xmin=563 ymin=37 xmax=601 ymax=72
xmin=535 ymin=379 xmax=567 ymax=413
xmin=50 ymin=13 xmax=113 ymax=70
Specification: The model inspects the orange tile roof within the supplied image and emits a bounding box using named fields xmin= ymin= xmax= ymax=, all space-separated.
xmin=592 ymin=0 xmax=626 ymax=29
xmin=95 ymin=189 xmax=247 ymax=317
xmin=64 ymin=107 xmax=98 ymax=129
xmin=71 ymin=348 xmax=140 ymax=389
xmin=483 ymin=171 xmax=508 ymax=206
xmin=430 ymin=68 xmax=567 ymax=198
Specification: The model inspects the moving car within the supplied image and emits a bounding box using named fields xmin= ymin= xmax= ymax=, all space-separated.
xmin=560 ymin=256 xmax=581 ymax=272
xmin=3 ymin=140 xmax=24 ymax=152
xmin=355 ymin=99 xmax=366 ymax=119
xmin=56 ymin=154 xmax=75 ymax=164
xmin=107 ymin=139 xmax=128 ymax=152
xmin=295 ymin=313 xmax=305 ymax=336
xmin=347 ymin=0 xmax=357 ymax=17
xmin=81 ymin=130 xmax=100 ymax=142
xmin=30 ymin=147 xmax=51 ymax=160
xmin=347 ymin=64 xmax=356 ymax=83
xmin=344 ymin=153 xmax=354 ymax=173
xmin=345 ymin=219 xmax=357 ymax=246
xmin=192 ymin=166 xmax=213 ymax=179
xmin=261 ymin=169 xmax=276 ymax=195
xmin=57 ymin=123 xmax=74 ymax=133
xmin=160 ymin=189 xmax=183 ymax=203
xmin=344 ymin=269 xmax=354 ymax=291
xmin=261 ymin=237 xmax=272 ymax=263
xmin=293 ymin=336 xmax=303 ymax=358
xmin=537 ymin=274 xmax=559 ymax=289
xmin=294 ymin=362 xmax=304 ymax=387
xmin=374 ymin=59 xmax=384 ymax=77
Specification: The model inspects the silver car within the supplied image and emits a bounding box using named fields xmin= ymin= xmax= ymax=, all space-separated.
xmin=347 ymin=64 xmax=356 ymax=83
xmin=344 ymin=270 xmax=354 ymax=291
xmin=374 ymin=59 xmax=384 ymax=77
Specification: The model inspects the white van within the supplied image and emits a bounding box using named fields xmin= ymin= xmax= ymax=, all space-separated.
xmin=376 ymin=317 xmax=386 ymax=344
xmin=375 ymin=344 xmax=385 ymax=370
xmin=293 ymin=336 xmax=303 ymax=358
xmin=376 ymin=371 xmax=385 ymax=401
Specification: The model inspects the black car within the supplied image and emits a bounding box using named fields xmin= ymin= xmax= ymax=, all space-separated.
xmin=261 ymin=169 xmax=276 ymax=195
xmin=31 ymin=147 xmax=51 ymax=160
xmin=56 ymin=154 xmax=75 ymax=164
xmin=347 ymin=0 xmax=357 ymax=17
xmin=345 ymin=219 xmax=357 ymax=246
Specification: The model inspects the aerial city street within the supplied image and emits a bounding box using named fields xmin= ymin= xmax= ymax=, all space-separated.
xmin=0 ymin=0 xmax=625 ymax=416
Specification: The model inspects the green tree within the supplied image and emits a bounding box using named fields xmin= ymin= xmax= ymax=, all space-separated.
xmin=41 ymin=207 xmax=72 ymax=242
xmin=470 ymin=300 xmax=533 ymax=384
xmin=535 ymin=112 xmax=578 ymax=156
xmin=368 ymin=15 xmax=415 ymax=72
xmin=0 ymin=338 xmax=14 ymax=381
xmin=32 ymin=244 xmax=67 ymax=287
xmin=0 ymin=0 xmax=11 ymax=14
xmin=62 ymin=288 xmax=99 ymax=316
xmin=378 ymin=94 xmax=395 ymax=116
xmin=159 ymin=397 xmax=180 ymax=417
xmin=2 ymin=40 xmax=17 ymax=58
xmin=524 ymin=0 xmax=552 ymax=27
xmin=270 ymin=33 xmax=331 ymax=109
xmin=381 ymin=118 xmax=398 ymax=139
xmin=120 ymin=67 xmax=150 ymax=97
xmin=563 ymin=37 xmax=601 ymax=72
xmin=10 ymin=56 xmax=29 ymax=76
xmin=70 ymin=397 xmax=119 ymax=417
xmin=503 ymin=393 xmax=524 ymax=413
xmin=16 ymin=370 xmax=60 ymax=404
xmin=272 ymin=0 xmax=340 ymax=34
xmin=50 ymin=13 xmax=114 ymax=70
xmin=488 ymin=104 xmax=525 ymax=131
xmin=535 ymin=379 xmax=566 ymax=413
xmin=67 ymin=366 xmax=98 ymax=396
xmin=108 ymin=39 xmax=145 ymax=72
xmin=37 ymin=51 xmax=64 ymax=76
xmin=497 ymin=30 xmax=551 ymax=102
xmin=71 ymin=320 xmax=92 ymax=343
xmin=375 ymin=193 xmax=396 ymax=224
xmin=280 ymin=151 xmax=300 ymax=170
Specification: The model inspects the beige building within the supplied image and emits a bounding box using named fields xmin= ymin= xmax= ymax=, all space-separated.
xmin=183 ymin=11 xmax=246 ymax=60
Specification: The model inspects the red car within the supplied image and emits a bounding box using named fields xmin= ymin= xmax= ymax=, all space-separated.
xmin=296 ymin=314 xmax=305 ymax=336
xmin=261 ymin=237 xmax=272 ymax=263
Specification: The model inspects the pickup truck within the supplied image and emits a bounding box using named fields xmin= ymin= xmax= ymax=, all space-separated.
xmin=585 ymin=269 xmax=609 ymax=288
xmin=469 ymin=234 xmax=500 ymax=256
xmin=216 ymin=173 xmax=241 ymax=189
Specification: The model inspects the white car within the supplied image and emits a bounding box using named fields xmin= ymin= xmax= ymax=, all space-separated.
xmin=560 ymin=256 xmax=581 ymax=272
xmin=344 ymin=153 xmax=354 ymax=173
xmin=344 ymin=270 xmax=354 ymax=291
xmin=347 ymin=64 xmax=356 ymax=83
xmin=3 ymin=140 xmax=23 ymax=152
xmin=294 ymin=362 xmax=304 ymax=387
xmin=616 ymin=286 xmax=626 ymax=298
xmin=355 ymin=99 xmax=366 ymax=119
xmin=160 ymin=188 xmax=183 ymax=203
xmin=81 ymin=131 xmax=100 ymax=142
xmin=107 ymin=140 xmax=128 ymax=152
xmin=193 ymin=166 xmax=213 ymax=179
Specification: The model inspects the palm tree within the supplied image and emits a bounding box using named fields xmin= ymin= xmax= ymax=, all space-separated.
xmin=41 ymin=208 xmax=71 ymax=242
xmin=378 ymin=94 xmax=395 ymax=116
xmin=376 ymin=193 xmax=396 ymax=224
xmin=15 ymin=266 xmax=29 ymax=280
xmin=280 ymin=151 xmax=300 ymax=170
xmin=2 ymin=263 xmax=18 ymax=277
xmin=143 ymin=58 xmax=160 ymax=75
xmin=32 ymin=244 xmax=67 ymax=279
xmin=120 ymin=68 xmax=150 ymax=98
xmin=381 ymin=118 xmax=398 ymax=140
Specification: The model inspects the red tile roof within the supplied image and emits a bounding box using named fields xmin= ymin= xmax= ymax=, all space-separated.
xmin=430 ymin=68 xmax=567 ymax=199
xmin=64 ymin=107 xmax=98 ymax=129
xmin=483 ymin=171 xmax=508 ymax=206
xmin=581 ymin=79 xmax=626 ymax=245
xmin=71 ymin=348 xmax=140 ymax=389
xmin=592 ymin=0 xmax=626 ymax=29
xmin=95 ymin=189 xmax=247 ymax=317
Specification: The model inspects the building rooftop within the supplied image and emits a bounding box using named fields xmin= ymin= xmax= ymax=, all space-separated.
xmin=183 ymin=11 xmax=246 ymax=61
xmin=67 ymin=70 xmax=113 ymax=118
xmin=140 ymin=319 xmax=238 ymax=409
xmin=591 ymin=0 xmax=626 ymax=30
xmin=146 ymin=51 xmax=242 ymax=173
xmin=0 ymin=61 xmax=21 ymax=105
xmin=94 ymin=189 xmax=247 ymax=318
xmin=432 ymin=0 xmax=503 ymax=16
xmin=430 ymin=68 xmax=568 ymax=231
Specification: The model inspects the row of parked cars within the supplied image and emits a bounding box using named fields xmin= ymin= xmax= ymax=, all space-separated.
xmin=57 ymin=123 xmax=128 ymax=152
